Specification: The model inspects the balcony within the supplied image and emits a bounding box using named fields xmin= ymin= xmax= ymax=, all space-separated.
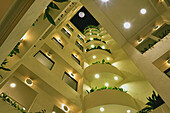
xmin=84 ymin=89 xmax=138 ymax=112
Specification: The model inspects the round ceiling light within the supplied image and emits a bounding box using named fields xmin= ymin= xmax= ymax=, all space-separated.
xmin=93 ymin=55 xmax=96 ymax=59
xmin=140 ymin=8 xmax=147 ymax=14
xmin=79 ymin=12 xmax=85 ymax=18
xmin=61 ymin=104 xmax=69 ymax=112
xmin=91 ymin=45 xmax=95 ymax=48
xmin=25 ymin=78 xmax=33 ymax=86
xmin=127 ymin=110 xmax=131 ymax=113
xmin=105 ymin=82 xmax=109 ymax=87
xmin=124 ymin=22 xmax=131 ymax=29
xmin=114 ymin=76 xmax=118 ymax=80
xmin=101 ymin=0 xmax=109 ymax=3
xmin=100 ymin=107 xmax=104 ymax=112
xmin=95 ymin=74 xmax=100 ymax=78
xmin=107 ymin=57 xmax=110 ymax=60
xmin=10 ymin=83 xmax=16 ymax=88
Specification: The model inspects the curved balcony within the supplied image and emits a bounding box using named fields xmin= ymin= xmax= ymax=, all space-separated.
xmin=83 ymin=64 xmax=124 ymax=85
xmin=86 ymin=38 xmax=106 ymax=44
xmin=85 ymin=41 xmax=106 ymax=49
xmin=86 ymin=46 xmax=111 ymax=54
xmin=84 ymin=89 xmax=138 ymax=111
xmin=85 ymin=49 xmax=112 ymax=64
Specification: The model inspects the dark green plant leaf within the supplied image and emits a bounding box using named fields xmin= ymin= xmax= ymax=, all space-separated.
xmin=49 ymin=2 xmax=60 ymax=10
xmin=0 ymin=66 xmax=11 ymax=71
xmin=53 ymin=0 xmax=68 ymax=2
xmin=46 ymin=12 xmax=56 ymax=26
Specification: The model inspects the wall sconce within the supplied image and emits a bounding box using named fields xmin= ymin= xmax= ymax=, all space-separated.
xmin=154 ymin=25 xmax=160 ymax=30
xmin=69 ymin=72 xmax=75 ymax=78
xmin=46 ymin=52 xmax=52 ymax=58
xmin=138 ymin=38 xmax=143 ymax=44
xmin=25 ymin=78 xmax=33 ymax=86
xmin=20 ymin=34 xmax=27 ymax=41
xmin=56 ymin=38 xmax=61 ymax=43
xmin=61 ymin=104 xmax=70 ymax=112
xmin=74 ymin=54 xmax=78 ymax=58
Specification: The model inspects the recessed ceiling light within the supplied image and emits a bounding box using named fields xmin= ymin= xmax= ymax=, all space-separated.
xmin=105 ymin=82 xmax=109 ymax=87
xmin=91 ymin=45 xmax=95 ymax=48
xmin=100 ymin=107 xmax=104 ymax=112
xmin=10 ymin=83 xmax=16 ymax=88
xmin=127 ymin=110 xmax=131 ymax=113
xmin=114 ymin=76 xmax=118 ymax=80
xmin=61 ymin=104 xmax=69 ymax=112
xmin=90 ymin=38 xmax=93 ymax=40
xmin=140 ymin=8 xmax=147 ymax=14
xmin=95 ymin=74 xmax=100 ymax=78
xmin=101 ymin=46 xmax=105 ymax=49
xmin=93 ymin=55 xmax=96 ymax=59
xmin=52 ymin=111 xmax=56 ymax=113
xmin=124 ymin=22 xmax=131 ymax=29
xmin=25 ymin=78 xmax=33 ymax=86
xmin=101 ymin=0 xmax=109 ymax=3
xmin=107 ymin=57 xmax=110 ymax=60
xmin=79 ymin=12 xmax=85 ymax=18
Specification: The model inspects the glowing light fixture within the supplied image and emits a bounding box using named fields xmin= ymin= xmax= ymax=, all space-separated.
xmin=138 ymin=38 xmax=143 ymax=44
xmin=90 ymin=38 xmax=93 ymax=40
xmin=61 ymin=104 xmax=69 ymax=112
xmin=107 ymin=57 xmax=110 ymax=60
xmin=140 ymin=8 xmax=147 ymax=14
xmin=114 ymin=76 xmax=118 ymax=80
xmin=105 ymin=82 xmax=109 ymax=87
xmin=57 ymin=38 xmax=61 ymax=43
xmin=23 ymin=107 xmax=26 ymax=111
xmin=46 ymin=52 xmax=52 ymax=58
xmin=167 ymin=58 xmax=170 ymax=65
xmin=79 ymin=12 xmax=85 ymax=18
xmin=95 ymin=74 xmax=100 ymax=78
xmin=20 ymin=34 xmax=27 ymax=40
xmin=100 ymin=107 xmax=104 ymax=112
xmin=10 ymin=83 xmax=16 ymax=88
xmin=101 ymin=46 xmax=105 ymax=49
xmin=52 ymin=111 xmax=56 ymax=113
xmin=127 ymin=110 xmax=131 ymax=113
xmin=69 ymin=72 xmax=75 ymax=78
xmin=101 ymin=0 xmax=109 ymax=3
xmin=74 ymin=54 xmax=78 ymax=58
xmin=91 ymin=45 xmax=95 ymax=48
xmin=25 ymin=78 xmax=33 ymax=86
xmin=93 ymin=55 xmax=96 ymax=59
xmin=124 ymin=22 xmax=131 ymax=29
xmin=112 ymin=63 xmax=117 ymax=67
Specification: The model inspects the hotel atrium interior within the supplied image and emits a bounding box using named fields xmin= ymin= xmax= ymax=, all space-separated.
xmin=0 ymin=0 xmax=170 ymax=113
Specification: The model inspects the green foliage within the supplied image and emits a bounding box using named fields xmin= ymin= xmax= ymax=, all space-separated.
xmin=86 ymin=86 xmax=127 ymax=94
xmin=86 ymin=37 xmax=106 ymax=44
xmin=0 ymin=92 xmax=26 ymax=112
xmin=138 ymin=91 xmax=165 ymax=113
xmin=8 ymin=42 xmax=20 ymax=57
xmin=92 ymin=59 xmax=111 ymax=65
xmin=86 ymin=46 xmax=111 ymax=54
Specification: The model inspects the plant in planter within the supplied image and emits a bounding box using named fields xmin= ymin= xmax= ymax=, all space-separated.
xmin=92 ymin=59 xmax=111 ymax=65
xmin=86 ymin=46 xmax=111 ymax=54
xmin=138 ymin=91 xmax=165 ymax=113
xmin=86 ymin=86 xmax=127 ymax=94
xmin=32 ymin=0 xmax=68 ymax=26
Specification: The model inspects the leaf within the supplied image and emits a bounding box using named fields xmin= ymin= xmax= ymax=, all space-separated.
xmin=46 ymin=12 xmax=56 ymax=26
xmin=0 ymin=67 xmax=11 ymax=71
xmin=49 ymin=2 xmax=60 ymax=10
xmin=53 ymin=0 xmax=68 ymax=2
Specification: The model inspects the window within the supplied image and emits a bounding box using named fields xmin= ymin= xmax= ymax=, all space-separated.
xmin=164 ymin=68 xmax=170 ymax=78
xmin=62 ymin=72 xmax=78 ymax=91
xmin=77 ymin=34 xmax=84 ymax=42
xmin=34 ymin=50 xmax=55 ymax=70
xmin=61 ymin=28 xmax=71 ymax=38
xmin=71 ymin=54 xmax=80 ymax=65
xmin=66 ymin=24 xmax=74 ymax=32
xmin=52 ymin=37 xmax=64 ymax=49
xmin=75 ymin=41 xmax=83 ymax=52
